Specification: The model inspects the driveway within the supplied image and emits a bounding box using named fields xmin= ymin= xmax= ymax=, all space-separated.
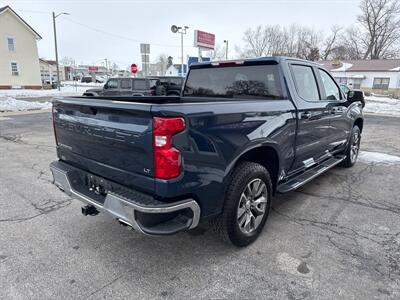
xmin=0 ymin=112 xmax=399 ymax=299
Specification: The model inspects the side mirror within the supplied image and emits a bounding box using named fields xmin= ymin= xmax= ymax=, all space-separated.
xmin=103 ymin=83 xmax=108 ymax=89
xmin=347 ymin=90 xmax=365 ymax=108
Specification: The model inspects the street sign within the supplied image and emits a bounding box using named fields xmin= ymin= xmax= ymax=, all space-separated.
xmin=194 ymin=30 xmax=215 ymax=50
xmin=140 ymin=43 xmax=150 ymax=76
xmin=140 ymin=43 xmax=150 ymax=54
xmin=131 ymin=64 xmax=138 ymax=74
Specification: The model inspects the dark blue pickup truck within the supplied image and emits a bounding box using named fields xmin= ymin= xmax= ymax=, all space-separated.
xmin=50 ymin=57 xmax=364 ymax=246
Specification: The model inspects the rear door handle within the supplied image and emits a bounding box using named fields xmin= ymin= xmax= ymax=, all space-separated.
xmin=300 ymin=112 xmax=311 ymax=119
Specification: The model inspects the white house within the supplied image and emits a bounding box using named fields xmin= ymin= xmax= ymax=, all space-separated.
xmin=0 ymin=6 xmax=42 ymax=89
xmin=319 ymin=59 xmax=400 ymax=98
xmin=165 ymin=65 xmax=179 ymax=76
xmin=165 ymin=64 xmax=187 ymax=77
xmin=39 ymin=59 xmax=65 ymax=85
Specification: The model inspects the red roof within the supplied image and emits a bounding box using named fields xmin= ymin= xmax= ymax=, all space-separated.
xmin=318 ymin=59 xmax=400 ymax=72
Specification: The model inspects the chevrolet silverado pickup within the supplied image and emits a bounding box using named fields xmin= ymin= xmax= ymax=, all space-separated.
xmin=50 ymin=57 xmax=364 ymax=247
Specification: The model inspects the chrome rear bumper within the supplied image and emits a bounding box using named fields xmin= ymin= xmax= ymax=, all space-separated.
xmin=50 ymin=161 xmax=200 ymax=235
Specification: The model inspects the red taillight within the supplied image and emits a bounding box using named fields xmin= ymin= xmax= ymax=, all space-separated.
xmin=153 ymin=117 xmax=185 ymax=179
xmin=52 ymin=105 xmax=58 ymax=145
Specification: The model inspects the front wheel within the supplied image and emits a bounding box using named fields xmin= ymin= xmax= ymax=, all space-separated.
xmin=341 ymin=125 xmax=361 ymax=168
xmin=212 ymin=161 xmax=272 ymax=247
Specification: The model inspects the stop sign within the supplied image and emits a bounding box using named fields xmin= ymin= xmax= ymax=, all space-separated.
xmin=130 ymin=64 xmax=138 ymax=74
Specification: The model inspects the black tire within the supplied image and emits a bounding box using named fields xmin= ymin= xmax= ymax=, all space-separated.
xmin=212 ymin=161 xmax=272 ymax=247
xmin=341 ymin=125 xmax=361 ymax=168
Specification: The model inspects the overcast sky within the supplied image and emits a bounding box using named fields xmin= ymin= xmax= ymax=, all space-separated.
xmin=4 ymin=0 xmax=362 ymax=69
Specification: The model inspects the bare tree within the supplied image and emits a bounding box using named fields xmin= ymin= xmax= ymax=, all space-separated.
xmin=154 ymin=54 xmax=169 ymax=74
xmin=321 ymin=25 xmax=342 ymax=60
xmin=60 ymin=56 xmax=75 ymax=66
xmin=358 ymin=0 xmax=400 ymax=59
xmin=206 ymin=44 xmax=226 ymax=60
xmin=239 ymin=24 xmax=322 ymax=60
xmin=242 ymin=25 xmax=268 ymax=57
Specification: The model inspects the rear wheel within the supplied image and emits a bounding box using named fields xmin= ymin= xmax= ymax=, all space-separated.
xmin=212 ymin=161 xmax=272 ymax=247
xmin=341 ymin=125 xmax=361 ymax=168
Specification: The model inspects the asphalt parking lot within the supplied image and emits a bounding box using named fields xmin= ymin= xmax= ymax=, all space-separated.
xmin=1 ymin=111 xmax=399 ymax=299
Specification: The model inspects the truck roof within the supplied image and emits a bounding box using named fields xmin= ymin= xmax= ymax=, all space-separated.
xmin=189 ymin=56 xmax=320 ymax=69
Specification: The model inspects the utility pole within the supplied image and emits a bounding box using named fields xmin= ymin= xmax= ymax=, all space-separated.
xmin=52 ymin=12 xmax=69 ymax=91
xmin=171 ymin=25 xmax=189 ymax=76
xmin=105 ymin=58 xmax=108 ymax=76
xmin=224 ymin=40 xmax=229 ymax=60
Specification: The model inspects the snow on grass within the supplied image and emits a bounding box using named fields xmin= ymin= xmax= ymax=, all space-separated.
xmin=0 ymin=97 xmax=52 ymax=112
xmin=62 ymin=81 xmax=104 ymax=87
xmin=364 ymin=96 xmax=400 ymax=116
xmin=358 ymin=151 xmax=400 ymax=164
xmin=0 ymin=85 xmax=89 ymax=98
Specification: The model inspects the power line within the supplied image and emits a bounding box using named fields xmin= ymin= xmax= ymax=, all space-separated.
xmin=14 ymin=9 xmax=192 ymax=49
xmin=61 ymin=17 xmax=182 ymax=48
xmin=61 ymin=16 xmax=193 ymax=48
xmin=13 ymin=8 xmax=50 ymax=14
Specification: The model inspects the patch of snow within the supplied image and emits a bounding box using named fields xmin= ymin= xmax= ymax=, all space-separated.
xmin=332 ymin=62 xmax=353 ymax=72
xmin=364 ymin=96 xmax=400 ymax=116
xmin=0 ymin=85 xmax=88 ymax=98
xmin=349 ymin=74 xmax=365 ymax=79
xmin=0 ymin=97 xmax=52 ymax=112
xmin=358 ymin=151 xmax=400 ymax=164
xmin=389 ymin=67 xmax=400 ymax=71
xmin=62 ymin=81 xmax=104 ymax=87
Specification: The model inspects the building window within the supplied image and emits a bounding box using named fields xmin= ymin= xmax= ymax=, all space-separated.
xmin=11 ymin=62 xmax=19 ymax=76
xmin=7 ymin=37 xmax=15 ymax=51
xmin=353 ymin=79 xmax=362 ymax=89
xmin=335 ymin=77 xmax=347 ymax=84
xmin=373 ymin=78 xmax=390 ymax=90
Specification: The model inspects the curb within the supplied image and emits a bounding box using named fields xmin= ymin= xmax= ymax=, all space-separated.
xmin=0 ymin=109 xmax=51 ymax=117
xmin=364 ymin=112 xmax=400 ymax=118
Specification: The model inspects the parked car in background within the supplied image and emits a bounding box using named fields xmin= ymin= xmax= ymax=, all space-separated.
xmin=83 ymin=77 xmax=158 ymax=96
xmin=81 ymin=76 xmax=93 ymax=83
xmin=51 ymin=57 xmax=364 ymax=247
xmin=149 ymin=76 xmax=183 ymax=96
xmin=82 ymin=77 xmax=182 ymax=97
xmin=81 ymin=75 xmax=106 ymax=84
xmin=95 ymin=75 xmax=107 ymax=83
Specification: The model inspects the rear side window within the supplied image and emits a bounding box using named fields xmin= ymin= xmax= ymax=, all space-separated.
xmin=133 ymin=80 xmax=147 ymax=90
xmin=120 ymin=79 xmax=132 ymax=89
xmin=106 ymin=79 xmax=118 ymax=89
xmin=183 ymin=65 xmax=283 ymax=100
xmin=291 ymin=65 xmax=320 ymax=101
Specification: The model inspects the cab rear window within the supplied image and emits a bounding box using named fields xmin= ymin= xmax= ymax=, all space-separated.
xmin=183 ymin=65 xmax=283 ymax=100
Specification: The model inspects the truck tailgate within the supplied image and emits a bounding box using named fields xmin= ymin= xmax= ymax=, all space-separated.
xmin=53 ymin=97 xmax=154 ymax=193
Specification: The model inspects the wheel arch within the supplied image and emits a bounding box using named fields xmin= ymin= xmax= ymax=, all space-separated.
xmin=226 ymin=143 xmax=281 ymax=193
xmin=354 ymin=118 xmax=364 ymax=133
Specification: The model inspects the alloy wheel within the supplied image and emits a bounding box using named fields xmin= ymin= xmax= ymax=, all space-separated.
xmin=237 ymin=178 xmax=268 ymax=235
xmin=350 ymin=130 xmax=360 ymax=163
